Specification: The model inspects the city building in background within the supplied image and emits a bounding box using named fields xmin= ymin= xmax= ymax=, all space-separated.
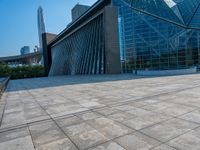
xmin=42 ymin=0 xmax=200 ymax=76
xmin=20 ymin=46 xmax=30 ymax=55
xmin=0 ymin=7 xmax=46 ymax=66
xmin=37 ymin=6 xmax=46 ymax=52
xmin=71 ymin=4 xmax=90 ymax=22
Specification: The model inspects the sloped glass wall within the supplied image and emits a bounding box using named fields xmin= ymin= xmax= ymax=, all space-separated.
xmin=113 ymin=0 xmax=200 ymax=73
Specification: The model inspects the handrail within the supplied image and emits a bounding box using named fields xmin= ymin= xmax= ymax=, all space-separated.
xmin=0 ymin=77 xmax=10 ymax=98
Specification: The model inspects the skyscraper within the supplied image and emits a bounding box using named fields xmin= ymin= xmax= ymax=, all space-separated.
xmin=71 ymin=4 xmax=90 ymax=22
xmin=37 ymin=6 xmax=46 ymax=51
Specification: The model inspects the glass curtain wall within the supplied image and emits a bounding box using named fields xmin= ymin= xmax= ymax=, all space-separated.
xmin=113 ymin=0 xmax=200 ymax=73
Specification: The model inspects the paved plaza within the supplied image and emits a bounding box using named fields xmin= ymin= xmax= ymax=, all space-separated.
xmin=0 ymin=74 xmax=200 ymax=150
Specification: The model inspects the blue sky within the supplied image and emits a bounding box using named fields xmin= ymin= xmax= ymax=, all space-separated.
xmin=0 ymin=0 xmax=97 ymax=57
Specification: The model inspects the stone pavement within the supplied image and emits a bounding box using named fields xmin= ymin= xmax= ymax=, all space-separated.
xmin=0 ymin=74 xmax=200 ymax=150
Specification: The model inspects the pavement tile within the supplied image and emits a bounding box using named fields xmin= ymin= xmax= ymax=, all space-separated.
xmin=87 ymin=117 xmax=133 ymax=139
xmin=126 ymin=107 xmax=152 ymax=117
xmin=141 ymin=102 xmax=175 ymax=112
xmin=151 ymin=144 xmax=176 ymax=150
xmin=108 ymin=111 xmax=136 ymax=122
xmin=49 ymin=104 xmax=89 ymax=118
xmin=88 ymin=141 xmax=126 ymax=150
xmin=156 ymin=105 xmax=196 ymax=117
xmin=63 ymin=122 xmax=108 ymax=150
xmin=23 ymin=107 xmax=47 ymax=119
xmin=138 ymin=112 xmax=172 ymax=123
xmin=179 ymin=109 xmax=200 ymax=124
xmin=36 ymin=138 xmax=78 ymax=150
xmin=75 ymin=111 xmax=102 ymax=121
xmin=80 ymin=102 xmax=105 ymax=108
xmin=112 ymin=104 xmax=136 ymax=111
xmin=127 ymin=101 xmax=148 ymax=108
xmin=122 ymin=117 xmax=155 ymax=130
xmin=115 ymin=132 xmax=160 ymax=150
xmin=4 ymin=105 xmax=23 ymax=114
xmin=45 ymin=104 xmax=87 ymax=115
xmin=167 ymin=127 xmax=200 ymax=150
xmin=0 ymin=136 xmax=34 ymax=150
xmin=29 ymin=120 xmax=66 ymax=147
xmin=1 ymin=111 xmax=26 ymax=128
xmin=0 ymin=127 xmax=29 ymax=143
xmin=54 ymin=115 xmax=82 ymax=127
xmin=141 ymin=118 xmax=199 ymax=142
xmin=93 ymin=107 xmax=120 ymax=116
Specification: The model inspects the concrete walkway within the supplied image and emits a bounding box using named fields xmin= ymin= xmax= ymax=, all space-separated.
xmin=0 ymin=74 xmax=200 ymax=150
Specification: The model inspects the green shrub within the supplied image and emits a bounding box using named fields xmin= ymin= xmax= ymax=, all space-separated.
xmin=0 ymin=64 xmax=11 ymax=77
xmin=0 ymin=64 xmax=45 ymax=79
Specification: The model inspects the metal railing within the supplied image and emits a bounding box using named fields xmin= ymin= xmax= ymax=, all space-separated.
xmin=0 ymin=77 xmax=10 ymax=98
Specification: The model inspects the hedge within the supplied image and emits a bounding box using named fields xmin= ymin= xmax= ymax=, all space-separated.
xmin=0 ymin=64 xmax=45 ymax=79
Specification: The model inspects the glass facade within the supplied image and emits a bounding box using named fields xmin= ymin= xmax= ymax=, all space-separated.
xmin=113 ymin=0 xmax=200 ymax=73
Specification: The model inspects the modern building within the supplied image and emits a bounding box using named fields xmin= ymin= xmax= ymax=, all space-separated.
xmin=20 ymin=46 xmax=30 ymax=55
xmin=114 ymin=0 xmax=200 ymax=73
xmin=37 ymin=6 xmax=46 ymax=51
xmin=42 ymin=0 xmax=200 ymax=76
xmin=71 ymin=4 xmax=90 ymax=22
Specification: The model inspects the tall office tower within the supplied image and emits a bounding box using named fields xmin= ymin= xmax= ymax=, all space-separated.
xmin=71 ymin=4 xmax=90 ymax=22
xmin=37 ymin=6 xmax=46 ymax=51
